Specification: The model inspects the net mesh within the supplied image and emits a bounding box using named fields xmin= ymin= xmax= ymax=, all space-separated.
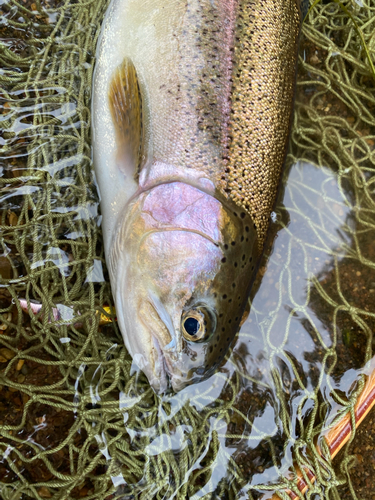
xmin=0 ymin=0 xmax=374 ymax=499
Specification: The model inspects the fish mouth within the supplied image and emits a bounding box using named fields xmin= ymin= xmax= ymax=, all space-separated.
xmin=150 ymin=333 xmax=187 ymax=393
xmin=138 ymin=296 xmax=185 ymax=393
xmin=150 ymin=334 xmax=168 ymax=393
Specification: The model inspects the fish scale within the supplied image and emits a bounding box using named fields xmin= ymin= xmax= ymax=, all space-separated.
xmin=149 ymin=0 xmax=235 ymax=176
xmin=225 ymin=0 xmax=302 ymax=249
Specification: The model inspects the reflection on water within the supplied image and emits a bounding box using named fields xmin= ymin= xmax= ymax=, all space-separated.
xmin=0 ymin=0 xmax=375 ymax=499
xmin=232 ymin=161 xmax=374 ymax=496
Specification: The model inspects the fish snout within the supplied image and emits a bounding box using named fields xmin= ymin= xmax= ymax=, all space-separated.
xmin=139 ymin=298 xmax=185 ymax=393
xmin=150 ymin=333 xmax=187 ymax=393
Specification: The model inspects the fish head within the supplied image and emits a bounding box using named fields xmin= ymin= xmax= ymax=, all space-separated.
xmin=110 ymin=181 xmax=259 ymax=393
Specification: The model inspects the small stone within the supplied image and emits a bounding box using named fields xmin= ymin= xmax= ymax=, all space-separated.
xmin=7 ymin=211 xmax=18 ymax=226
xmin=36 ymin=415 xmax=46 ymax=425
xmin=38 ymin=487 xmax=52 ymax=498
xmin=17 ymin=374 xmax=25 ymax=384
xmin=0 ymin=312 xmax=12 ymax=330
xmin=0 ymin=257 xmax=11 ymax=280
xmin=2 ymin=102 xmax=10 ymax=114
xmin=16 ymin=359 xmax=24 ymax=371
xmin=21 ymin=393 xmax=30 ymax=404
xmin=0 ymin=348 xmax=15 ymax=360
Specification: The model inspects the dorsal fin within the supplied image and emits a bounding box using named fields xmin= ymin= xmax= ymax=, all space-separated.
xmin=108 ymin=58 xmax=143 ymax=180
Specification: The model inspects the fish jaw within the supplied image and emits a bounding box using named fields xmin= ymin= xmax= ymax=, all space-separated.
xmin=113 ymin=261 xmax=174 ymax=393
xmin=108 ymin=180 xmax=259 ymax=393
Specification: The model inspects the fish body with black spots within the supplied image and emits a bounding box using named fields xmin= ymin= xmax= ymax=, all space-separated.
xmin=92 ymin=0 xmax=307 ymax=392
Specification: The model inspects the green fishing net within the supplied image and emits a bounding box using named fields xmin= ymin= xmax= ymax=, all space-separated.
xmin=0 ymin=0 xmax=374 ymax=499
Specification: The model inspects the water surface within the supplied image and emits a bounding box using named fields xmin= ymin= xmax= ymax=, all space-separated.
xmin=0 ymin=0 xmax=374 ymax=499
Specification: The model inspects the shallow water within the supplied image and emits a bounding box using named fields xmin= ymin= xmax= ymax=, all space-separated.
xmin=0 ymin=0 xmax=375 ymax=499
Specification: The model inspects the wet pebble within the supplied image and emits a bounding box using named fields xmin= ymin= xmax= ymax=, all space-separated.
xmin=0 ymin=347 xmax=15 ymax=360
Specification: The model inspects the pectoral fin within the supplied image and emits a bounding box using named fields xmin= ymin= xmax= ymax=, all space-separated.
xmin=108 ymin=58 xmax=143 ymax=179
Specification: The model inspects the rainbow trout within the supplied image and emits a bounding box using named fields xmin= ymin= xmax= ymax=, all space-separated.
xmin=92 ymin=0 xmax=308 ymax=392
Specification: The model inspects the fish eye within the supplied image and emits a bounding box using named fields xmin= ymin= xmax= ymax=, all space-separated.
xmin=181 ymin=307 xmax=214 ymax=342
